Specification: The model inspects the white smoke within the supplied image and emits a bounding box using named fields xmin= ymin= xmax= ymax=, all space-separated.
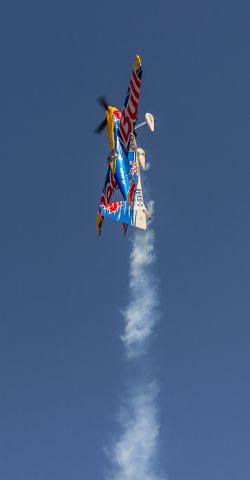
xmin=142 ymin=161 xmax=151 ymax=171
xmin=105 ymin=224 xmax=164 ymax=480
xmin=108 ymin=381 xmax=164 ymax=480
xmin=121 ymin=226 xmax=159 ymax=358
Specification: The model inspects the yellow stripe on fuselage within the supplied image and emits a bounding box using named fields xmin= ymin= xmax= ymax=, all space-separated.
xmin=106 ymin=106 xmax=119 ymax=150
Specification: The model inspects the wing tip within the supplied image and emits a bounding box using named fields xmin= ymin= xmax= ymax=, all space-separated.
xmin=134 ymin=54 xmax=142 ymax=70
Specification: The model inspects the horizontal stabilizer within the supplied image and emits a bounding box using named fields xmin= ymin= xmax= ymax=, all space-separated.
xmin=145 ymin=112 xmax=155 ymax=131
xmin=99 ymin=201 xmax=147 ymax=230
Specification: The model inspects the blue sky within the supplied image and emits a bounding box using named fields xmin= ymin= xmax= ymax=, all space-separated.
xmin=0 ymin=1 xmax=249 ymax=479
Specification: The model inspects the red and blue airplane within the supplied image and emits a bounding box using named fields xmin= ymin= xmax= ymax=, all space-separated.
xmin=95 ymin=55 xmax=155 ymax=235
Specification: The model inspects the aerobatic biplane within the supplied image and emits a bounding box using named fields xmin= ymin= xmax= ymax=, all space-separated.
xmin=95 ymin=55 xmax=155 ymax=235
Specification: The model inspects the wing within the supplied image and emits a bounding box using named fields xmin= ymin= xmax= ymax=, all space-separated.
xmin=118 ymin=55 xmax=142 ymax=156
xmin=99 ymin=201 xmax=147 ymax=230
xmin=96 ymin=167 xmax=118 ymax=235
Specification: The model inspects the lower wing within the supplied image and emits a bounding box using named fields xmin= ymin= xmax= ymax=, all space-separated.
xmin=99 ymin=201 xmax=147 ymax=230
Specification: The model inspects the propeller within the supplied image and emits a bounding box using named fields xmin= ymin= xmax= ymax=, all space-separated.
xmin=98 ymin=96 xmax=109 ymax=110
xmin=94 ymin=118 xmax=107 ymax=134
xmin=94 ymin=96 xmax=109 ymax=134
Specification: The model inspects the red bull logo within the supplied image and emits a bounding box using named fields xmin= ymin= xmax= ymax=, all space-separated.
xmin=119 ymin=66 xmax=141 ymax=149
xmin=103 ymin=201 xmax=123 ymax=214
xmin=100 ymin=169 xmax=117 ymax=207
xmin=98 ymin=169 xmax=118 ymax=229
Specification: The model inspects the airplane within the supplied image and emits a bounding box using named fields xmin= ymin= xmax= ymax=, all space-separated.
xmin=95 ymin=54 xmax=155 ymax=236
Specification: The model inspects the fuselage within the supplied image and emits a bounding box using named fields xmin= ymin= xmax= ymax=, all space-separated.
xmin=105 ymin=106 xmax=132 ymax=201
xmin=105 ymin=106 xmax=121 ymax=150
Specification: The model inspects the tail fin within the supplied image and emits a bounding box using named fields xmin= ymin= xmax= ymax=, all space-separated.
xmin=99 ymin=201 xmax=147 ymax=230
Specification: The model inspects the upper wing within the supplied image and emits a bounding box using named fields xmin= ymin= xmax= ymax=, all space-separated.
xmin=96 ymin=167 xmax=118 ymax=235
xmin=118 ymin=55 xmax=142 ymax=156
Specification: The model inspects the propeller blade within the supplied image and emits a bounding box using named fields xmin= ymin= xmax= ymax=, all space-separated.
xmin=94 ymin=118 xmax=107 ymax=134
xmin=98 ymin=96 xmax=109 ymax=111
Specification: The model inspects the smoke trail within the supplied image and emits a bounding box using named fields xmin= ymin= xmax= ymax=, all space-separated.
xmin=105 ymin=222 xmax=164 ymax=480
xmin=122 ymin=215 xmax=159 ymax=358
xmin=108 ymin=381 xmax=163 ymax=480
